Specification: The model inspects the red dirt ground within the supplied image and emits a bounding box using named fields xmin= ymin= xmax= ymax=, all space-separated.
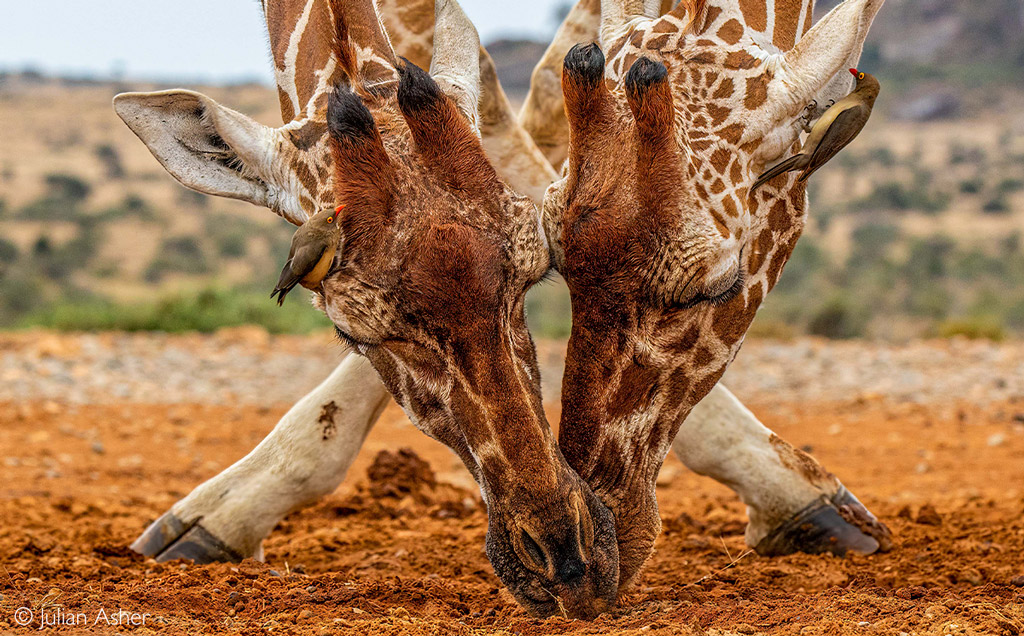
xmin=1 ymin=398 xmax=1023 ymax=634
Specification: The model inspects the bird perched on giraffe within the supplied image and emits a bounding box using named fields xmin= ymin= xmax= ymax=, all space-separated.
xmin=271 ymin=205 xmax=344 ymax=306
xmin=751 ymin=68 xmax=880 ymax=194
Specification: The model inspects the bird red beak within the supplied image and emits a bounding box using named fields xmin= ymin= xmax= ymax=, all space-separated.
xmin=849 ymin=68 xmax=859 ymax=76
xmin=335 ymin=204 xmax=346 ymax=213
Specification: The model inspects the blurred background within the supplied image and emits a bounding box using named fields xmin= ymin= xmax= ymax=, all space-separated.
xmin=1 ymin=0 xmax=1022 ymax=339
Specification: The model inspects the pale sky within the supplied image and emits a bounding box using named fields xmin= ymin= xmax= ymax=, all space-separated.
xmin=0 ymin=0 xmax=565 ymax=84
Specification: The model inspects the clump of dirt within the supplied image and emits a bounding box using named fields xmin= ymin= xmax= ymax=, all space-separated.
xmin=367 ymin=448 xmax=438 ymax=502
xmin=332 ymin=448 xmax=481 ymax=522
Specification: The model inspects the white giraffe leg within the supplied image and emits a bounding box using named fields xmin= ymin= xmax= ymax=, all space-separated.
xmin=132 ymin=352 xmax=390 ymax=562
xmin=674 ymin=384 xmax=892 ymax=555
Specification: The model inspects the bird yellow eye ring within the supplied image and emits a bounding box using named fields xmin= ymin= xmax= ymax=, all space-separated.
xmin=858 ymin=72 xmax=865 ymax=80
xmin=327 ymin=217 xmax=334 ymax=223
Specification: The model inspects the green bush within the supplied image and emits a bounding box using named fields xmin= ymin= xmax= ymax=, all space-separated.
xmin=855 ymin=180 xmax=949 ymax=214
xmin=982 ymin=196 xmax=1010 ymax=214
xmin=94 ymin=144 xmax=125 ymax=179
xmin=959 ymin=179 xmax=983 ymax=194
xmin=937 ymin=317 xmax=1005 ymax=341
xmin=807 ymin=296 xmax=865 ymax=339
xmin=0 ymin=237 xmax=18 ymax=264
xmin=19 ymin=287 xmax=331 ymax=334
xmin=44 ymin=173 xmax=91 ymax=202
xmin=145 ymin=236 xmax=209 ymax=282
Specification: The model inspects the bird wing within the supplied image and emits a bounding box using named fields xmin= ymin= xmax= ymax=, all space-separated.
xmin=289 ymin=242 xmax=328 ymax=281
xmin=799 ymin=105 xmax=869 ymax=182
xmin=271 ymin=242 xmax=326 ymax=306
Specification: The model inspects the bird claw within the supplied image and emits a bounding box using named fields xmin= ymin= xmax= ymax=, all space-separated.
xmin=800 ymin=100 xmax=818 ymax=133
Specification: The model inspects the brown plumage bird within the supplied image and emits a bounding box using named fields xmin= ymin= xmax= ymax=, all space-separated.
xmin=271 ymin=205 xmax=344 ymax=306
xmin=751 ymin=68 xmax=880 ymax=194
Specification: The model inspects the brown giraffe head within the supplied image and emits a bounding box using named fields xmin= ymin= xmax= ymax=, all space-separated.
xmin=542 ymin=0 xmax=884 ymax=587
xmin=115 ymin=0 xmax=615 ymax=618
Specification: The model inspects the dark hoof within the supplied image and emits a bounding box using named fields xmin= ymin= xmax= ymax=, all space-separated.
xmin=755 ymin=487 xmax=893 ymax=557
xmin=131 ymin=511 xmax=243 ymax=564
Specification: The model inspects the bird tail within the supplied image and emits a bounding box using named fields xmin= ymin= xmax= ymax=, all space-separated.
xmin=750 ymin=155 xmax=802 ymax=195
xmin=270 ymin=287 xmax=291 ymax=307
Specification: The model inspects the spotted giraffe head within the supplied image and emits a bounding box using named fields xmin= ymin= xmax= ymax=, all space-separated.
xmin=541 ymin=0 xmax=884 ymax=587
xmin=114 ymin=0 xmax=616 ymax=618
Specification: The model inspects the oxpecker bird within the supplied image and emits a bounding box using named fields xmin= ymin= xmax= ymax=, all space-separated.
xmin=271 ymin=205 xmax=344 ymax=306
xmin=751 ymin=69 xmax=880 ymax=194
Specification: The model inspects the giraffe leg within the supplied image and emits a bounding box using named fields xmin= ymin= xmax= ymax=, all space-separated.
xmin=674 ymin=384 xmax=893 ymax=556
xmin=132 ymin=353 xmax=390 ymax=563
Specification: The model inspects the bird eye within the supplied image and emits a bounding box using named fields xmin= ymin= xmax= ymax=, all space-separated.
xmin=858 ymin=72 xmax=865 ymax=80
xmin=327 ymin=217 xmax=334 ymax=223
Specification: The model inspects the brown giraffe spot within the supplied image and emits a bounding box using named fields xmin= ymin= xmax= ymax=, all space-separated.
xmin=704 ymin=5 xmax=723 ymax=25
xmin=716 ymin=19 xmax=744 ymax=45
xmin=768 ymin=232 xmax=800 ymax=288
xmin=646 ymin=34 xmax=672 ymax=50
xmin=360 ymin=60 xmax=396 ymax=86
xmin=630 ymin=30 xmax=645 ymax=48
xmin=708 ymin=104 xmax=731 ymax=126
xmin=767 ymin=199 xmax=790 ymax=232
xmin=695 ymin=39 xmax=716 ymax=48
xmin=664 ymin=365 xmax=693 ymax=413
xmin=277 ymin=88 xmax=295 ymax=123
xmin=748 ymin=228 xmax=772 ymax=273
xmin=689 ymin=67 xmax=703 ymax=86
xmin=744 ymin=76 xmax=768 ymax=110
xmin=690 ymin=139 xmax=713 ymax=152
xmin=692 ymin=346 xmax=714 ymax=368
xmin=773 ymin=0 xmax=802 ymax=51
xmin=692 ymin=115 xmax=709 ymax=128
xmin=608 ymin=364 xmax=661 ymax=420
xmin=688 ymin=50 xmax=718 ymax=65
xmin=712 ymin=77 xmax=734 ymax=99
xmin=716 ymin=123 xmax=745 ymax=144
xmin=724 ymin=50 xmax=759 ymax=70
xmin=288 ymin=120 xmax=328 ymax=151
xmin=710 ymin=179 xmax=726 ymax=194
xmin=687 ymin=163 xmax=698 ymax=178
xmin=722 ymin=195 xmax=738 ymax=217
xmin=710 ymin=290 xmax=750 ymax=344
xmin=316 ymin=161 xmax=330 ymax=183
xmin=318 ymin=401 xmax=340 ymax=440
xmin=705 ymin=71 xmax=719 ymax=88
xmin=688 ymin=362 xmax=727 ymax=404
xmin=738 ymin=0 xmax=767 ymax=32
xmin=299 ymin=195 xmax=316 ymax=214
xmin=694 ymin=181 xmax=710 ymax=202
xmin=606 ymin=39 xmax=627 ymax=63
xmin=709 ymin=209 xmax=730 ymax=238
xmin=652 ymin=19 xmax=676 ymax=33
xmin=710 ymin=148 xmax=730 ymax=173
xmin=295 ymin=162 xmax=320 ymax=199
xmin=804 ymin=1 xmax=814 ymax=35
xmin=746 ymin=280 xmax=764 ymax=313
xmin=621 ymin=53 xmax=639 ymax=77
xmin=702 ymin=169 xmax=714 ymax=180
xmin=666 ymin=324 xmax=700 ymax=354
xmin=729 ymin=158 xmax=743 ymax=183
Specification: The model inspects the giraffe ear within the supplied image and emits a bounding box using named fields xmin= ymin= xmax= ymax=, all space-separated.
xmin=113 ymin=89 xmax=310 ymax=226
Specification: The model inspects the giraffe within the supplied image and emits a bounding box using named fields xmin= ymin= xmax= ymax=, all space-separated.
xmin=542 ymin=0 xmax=888 ymax=587
xmin=120 ymin=0 xmax=618 ymax=617
xmin=117 ymin=0 xmax=888 ymax=583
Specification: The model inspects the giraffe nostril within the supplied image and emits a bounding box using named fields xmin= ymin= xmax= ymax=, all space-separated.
xmin=519 ymin=529 xmax=549 ymax=573
xmin=556 ymin=555 xmax=587 ymax=585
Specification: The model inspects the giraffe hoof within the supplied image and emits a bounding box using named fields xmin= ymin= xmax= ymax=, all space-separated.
xmin=131 ymin=511 xmax=244 ymax=564
xmin=754 ymin=486 xmax=893 ymax=557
